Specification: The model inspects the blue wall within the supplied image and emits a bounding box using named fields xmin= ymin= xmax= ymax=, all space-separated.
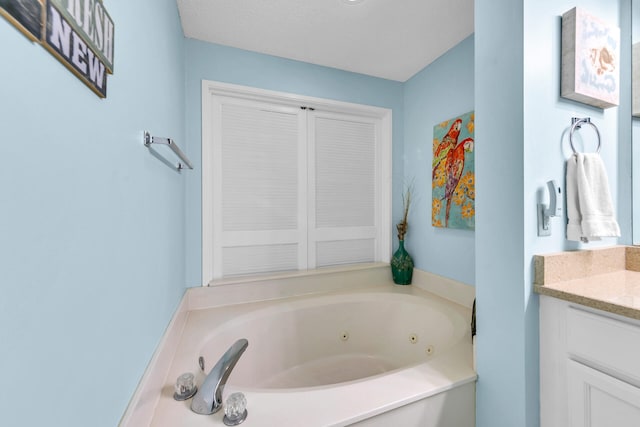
xmin=633 ymin=0 xmax=640 ymax=245
xmin=1 ymin=2 xmax=633 ymax=427
xmin=0 ymin=1 xmax=186 ymax=425
xmin=403 ymin=35 xmax=475 ymax=286
xmin=476 ymin=1 xmax=630 ymax=426
xmin=183 ymin=39 xmax=405 ymax=286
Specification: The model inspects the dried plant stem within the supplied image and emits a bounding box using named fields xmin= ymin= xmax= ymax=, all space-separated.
xmin=397 ymin=181 xmax=414 ymax=241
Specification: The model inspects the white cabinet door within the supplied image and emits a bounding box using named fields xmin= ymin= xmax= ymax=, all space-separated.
xmin=567 ymin=359 xmax=640 ymax=427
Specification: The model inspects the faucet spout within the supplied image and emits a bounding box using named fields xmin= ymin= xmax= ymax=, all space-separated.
xmin=191 ymin=338 xmax=249 ymax=415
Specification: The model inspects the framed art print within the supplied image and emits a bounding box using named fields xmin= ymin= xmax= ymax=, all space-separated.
xmin=561 ymin=7 xmax=620 ymax=109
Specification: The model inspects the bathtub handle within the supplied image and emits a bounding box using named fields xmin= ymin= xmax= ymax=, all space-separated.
xmin=191 ymin=339 xmax=249 ymax=415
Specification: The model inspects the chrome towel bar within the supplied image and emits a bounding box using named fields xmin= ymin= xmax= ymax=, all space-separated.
xmin=144 ymin=131 xmax=193 ymax=171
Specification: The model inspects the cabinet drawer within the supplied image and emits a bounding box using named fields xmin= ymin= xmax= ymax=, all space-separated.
xmin=567 ymin=307 xmax=640 ymax=384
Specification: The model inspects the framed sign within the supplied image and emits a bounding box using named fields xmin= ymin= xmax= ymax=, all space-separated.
xmin=0 ymin=0 xmax=114 ymax=98
xmin=48 ymin=0 xmax=114 ymax=73
xmin=0 ymin=0 xmax=44 ymax=41
xmin=561 ymin=7 xmax=620 ymax=109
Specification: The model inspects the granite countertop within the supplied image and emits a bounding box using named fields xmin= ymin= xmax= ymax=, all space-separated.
xmin=534 ymin=246 xmax=640 ymax=320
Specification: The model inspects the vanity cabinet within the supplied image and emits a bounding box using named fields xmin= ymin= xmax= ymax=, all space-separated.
xmin=540 ymin=295 xmax=640 ymax=426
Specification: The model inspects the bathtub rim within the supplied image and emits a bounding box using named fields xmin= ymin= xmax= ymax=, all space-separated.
xmin=192 ymin=290 xmax=470 ymax=392
xmin=119 ymin=264 xmax=475 ymax=427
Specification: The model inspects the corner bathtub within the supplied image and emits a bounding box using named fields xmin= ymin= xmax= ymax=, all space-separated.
xmin=146 ymin=280 xmax=476 ymax=426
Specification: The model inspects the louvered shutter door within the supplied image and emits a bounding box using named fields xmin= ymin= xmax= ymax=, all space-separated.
xmin=208 ymin=91 xmax=385 ymax=280
xmin=308 ymin=111 xmax=378 ymax=268
xmin=213 ymin=98 xmax=307 ymax=277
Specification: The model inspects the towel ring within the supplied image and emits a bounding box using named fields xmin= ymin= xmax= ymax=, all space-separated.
xmin=569 ymin=117 xmax=601 ymax=154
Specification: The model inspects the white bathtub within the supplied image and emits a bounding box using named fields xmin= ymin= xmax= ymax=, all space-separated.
xmin=123 ymin=266 xmax=476 ymax=427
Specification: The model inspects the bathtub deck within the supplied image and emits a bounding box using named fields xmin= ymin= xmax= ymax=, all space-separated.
xmin=149 ymin=285 xmax=476 ymax=426
xmin=120 ymin=265 xmax=476 ymax=427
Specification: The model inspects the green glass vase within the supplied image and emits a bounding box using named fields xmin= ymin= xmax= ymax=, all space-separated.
xmin=391 ymin=240 xmax=414 ymax=285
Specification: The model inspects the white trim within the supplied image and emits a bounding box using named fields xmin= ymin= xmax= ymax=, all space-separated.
xmin=297 ymin=108 xmax=309 ymax=271
xmin=202 ymin=80 xmax=392 ymax=117
xmin=201 ymin=80 xmax=215 ymax=285
xmin=306 ymin=109 xmax=318 ymax=270
xmin=379 ymin=108 xmax=393 ymax=262
xmin=201 ymin=80 xmax=392 ymax=286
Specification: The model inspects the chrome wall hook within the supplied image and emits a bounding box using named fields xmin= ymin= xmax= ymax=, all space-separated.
xmin=537 ymin=180 xmax=562 ymax=237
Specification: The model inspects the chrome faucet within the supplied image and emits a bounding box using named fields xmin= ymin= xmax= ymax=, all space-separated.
xmin=191 ymin=338 xmax=249 ymax=415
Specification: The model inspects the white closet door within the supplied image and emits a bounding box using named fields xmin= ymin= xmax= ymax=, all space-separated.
xmin=308 ymin=110 xmax=379 ymax=268
xmin=203 ymin=80 xmax=391 ymax=282
xmin=212 ymin=96 xmax=307 ymax=277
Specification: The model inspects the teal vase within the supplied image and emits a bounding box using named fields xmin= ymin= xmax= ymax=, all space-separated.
xmin=391 ymin=240 xmax=414 ymax=285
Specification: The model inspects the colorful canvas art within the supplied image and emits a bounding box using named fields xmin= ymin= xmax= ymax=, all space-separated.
xmin=432 ymin=111 xmax=475 ymax=230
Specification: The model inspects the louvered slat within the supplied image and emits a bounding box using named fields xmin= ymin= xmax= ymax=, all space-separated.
xmin=314 ymin=117 xmax=376 ymax=228
xmin=223 ymin=244 xmax=299 ymax=276
xmin=316 ymin=239 xmax=376 ymax=267
xmin=221 ymin=104 xmax=299 ymax=231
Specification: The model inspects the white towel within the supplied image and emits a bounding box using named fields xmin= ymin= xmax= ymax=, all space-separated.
xmin=566 ymin=153 xmax=620 ymax=242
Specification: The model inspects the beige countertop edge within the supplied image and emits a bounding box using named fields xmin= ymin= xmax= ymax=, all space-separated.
xmin=534 ymin=284 xmax=640 ymax=321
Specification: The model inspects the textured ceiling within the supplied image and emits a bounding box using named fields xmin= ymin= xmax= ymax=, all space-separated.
xmin=176 ymin=0 xmax=474 ymax=82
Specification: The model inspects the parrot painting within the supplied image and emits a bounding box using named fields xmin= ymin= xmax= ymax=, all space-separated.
xmin=432 ymin=118 xmax=462 ymax=180
xmin=444 ymin=138 xmax=474 ymax=227
xmin=432 ymin=110 xmax=475 ymax=230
